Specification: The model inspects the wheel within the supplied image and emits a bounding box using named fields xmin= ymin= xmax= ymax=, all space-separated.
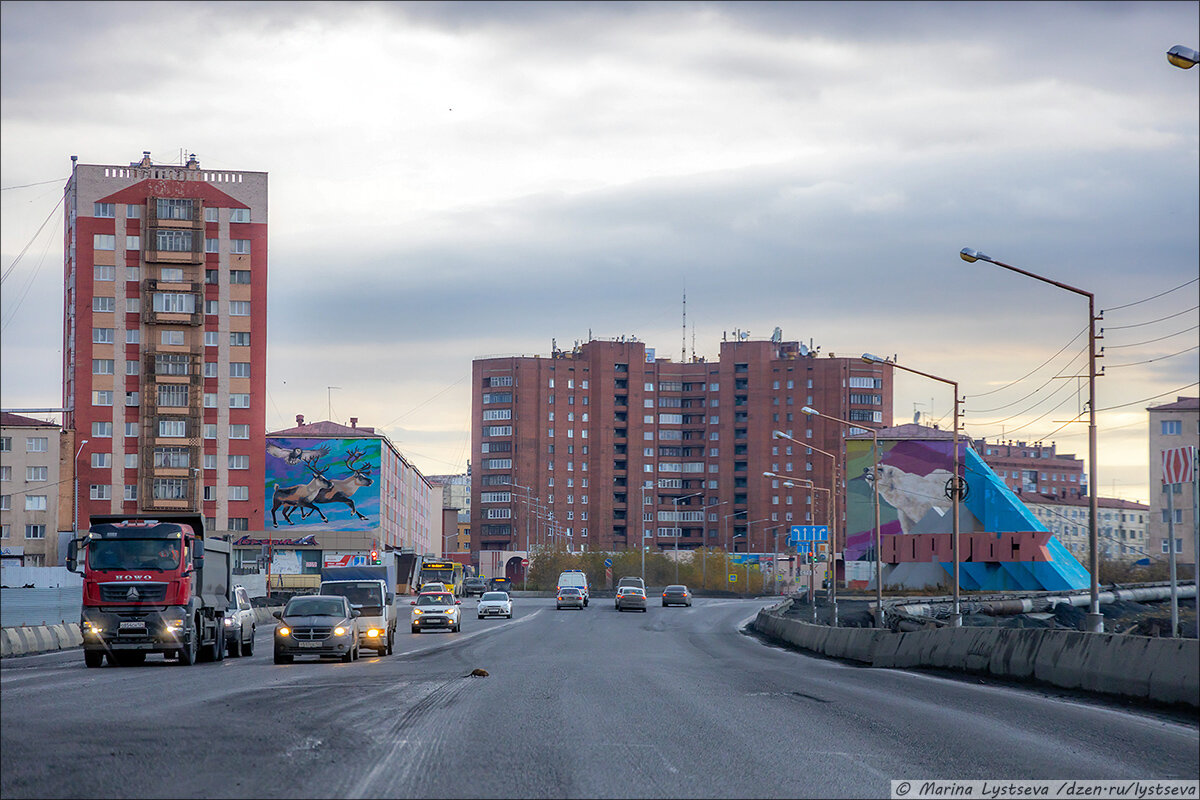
xmin=342 ymin=647 xmax=354 ymax=662
xmin=412 ymin=626 xmax=420 ymax=634
xmin=556 ymin=604 xmax=562 ymax=610
xmin=385 ymin=632 xmax=394 ymax=655
xmin=507 ymin=613 xmax=512 ymax=619
xmin=84 ymin=650 xmax=104 ymax=668
xmin=662 ymin=602 xmax=668 ymax=607
xmin=178 ymin=630 xmax=198 ymax=666
xmin=228 ymin=633 xmax=242 ymax=658
xmin=213 ymin=632 xmax=225 ymax=661
xmin=453 ymin=622 xmax=461 ymax=632
xmin=641 ymin=607 xmax=647 ymax=612
xmin=274 ymin=651 xmax=292 ymax=665
xmin=478 ymin=615 xmax=484 ymax=619
xmin=244 ymin=627 xmax=255 ymax=656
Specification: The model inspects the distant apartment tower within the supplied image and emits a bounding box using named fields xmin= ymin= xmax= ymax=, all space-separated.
xmin=1147 ymin=396 xmax=1199 ymax=567
xmin=0 ymin=414 xmax=68 ymax=565
xmin=63 ymin=152 xmax=267 ymax=532
xmin=972 ymin=438 xmax=1085 ymax=499
xmin=469 ymin=336 xmax=893 ymax=561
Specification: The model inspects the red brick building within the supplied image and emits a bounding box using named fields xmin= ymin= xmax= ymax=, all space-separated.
xmin=470 ymin=337 xmax=893 ymax=561
xmin=63 ymin=152 xmax=268 ymax=534
xmin=971 ymin=438 xmax=1085 ymax=499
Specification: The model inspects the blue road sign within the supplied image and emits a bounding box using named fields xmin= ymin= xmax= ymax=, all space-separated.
xmin=604 ymin=558 xmax=613 ymax=567
xmin=787 ymin=525 xmax=828 ymax=546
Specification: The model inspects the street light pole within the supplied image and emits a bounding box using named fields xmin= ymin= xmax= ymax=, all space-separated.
xmin=802 ymin=406 xmax=884 ymax=628
xmin=672 ymin=491 xmax=703 ymax=584
xmin=73 ymin=439 xmax=89 ymax=554
xmin=863 ymin=354 xmax=963 ymax=627
xmin=960 ymin=247 xmax=1103 ymax=633
xmin=704 ymin=500 xmax=731 ymax=591
xmin=723 ymin=510 xmax=746 ymax=591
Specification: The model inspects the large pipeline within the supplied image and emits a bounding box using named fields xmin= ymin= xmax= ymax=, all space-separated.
xmin=889 ymin=583 xmax=1196 ymax=622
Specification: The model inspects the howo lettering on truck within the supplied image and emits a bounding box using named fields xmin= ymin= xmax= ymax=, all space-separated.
xmin=66 ymin=514 xmax=231 ymax=667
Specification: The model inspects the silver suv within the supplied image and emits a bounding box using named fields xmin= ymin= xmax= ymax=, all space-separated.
xmin=617 ymin=576 xmax=645 ymax=593
xmin=223 ymin=585 xmax=256 ymax=657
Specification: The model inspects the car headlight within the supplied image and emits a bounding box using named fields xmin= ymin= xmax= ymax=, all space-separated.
xmin=413 ymin=609 xmax=423 ymax=615
xmin=223 ymin=618 xmax=234 ymax=627
xmin=277 ymin=626 xmax=291 ymax=637
xmin=334 ymin=626 xmax=347 ymax=637
xmin=366 ymin=629 xmax=380 ymax=637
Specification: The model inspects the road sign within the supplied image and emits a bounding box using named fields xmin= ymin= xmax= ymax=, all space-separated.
xmin=787 ymin=525 xmax=828 ymax=546
xmin=1162 ymin=446 xmax=1196 ymax=484
xmin=797 ymin=569 xmax=812 ymax=577
xmin=728 ymin=574 xmax=737 ymax=583
xmin=521 ymin=558 xmax=529 ymax=567
xmin=604 ymin=558 xmax=613 ymax=567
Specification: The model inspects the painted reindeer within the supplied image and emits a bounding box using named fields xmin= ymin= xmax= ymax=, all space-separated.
xmin=271 ymin=460 xmax=334 ymax=528
xmin=302 ymin=448 xmax=374 ymax=522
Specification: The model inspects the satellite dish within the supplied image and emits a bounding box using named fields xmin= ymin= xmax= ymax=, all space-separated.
xmin=798 ymin=344 xmax=809 ymax=356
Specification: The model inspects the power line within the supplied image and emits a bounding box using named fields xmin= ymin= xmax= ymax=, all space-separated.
xmin=968 ymin=362 xmax=1083 ymax=428
xmin=1103 ymin=305 xmax=1198 ymax=330
xmin=1104 ymin=324 xmax=1198 ymax=349
xmin=965 ymin=324 xmax=1088 ymax=399
xmin=1102 ymin=277 xmax=1198 ymax=313
xmin=1 ymin=177 xmax=66 ymax=191
xmin=968 ymin=345 xmax=1087 ymax=414
xmin=1095 ymin=382 xmax=1200 ymax=413
xmin=1106 ymin=345 xmax=1198 ymax=369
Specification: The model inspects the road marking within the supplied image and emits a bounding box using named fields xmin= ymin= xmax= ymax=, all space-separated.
xmin=393 ymin=608 xmax=544 ymax=658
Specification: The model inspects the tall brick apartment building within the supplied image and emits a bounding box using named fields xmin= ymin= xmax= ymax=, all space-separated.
xmin=469 ymin=337 xmax=893 ymax=561
xmin=63 ymin=152 xmax=267 ymax=533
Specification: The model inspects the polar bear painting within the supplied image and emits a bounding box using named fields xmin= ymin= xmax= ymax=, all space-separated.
xmin=863 ymin=464 xmax=954 ymax=535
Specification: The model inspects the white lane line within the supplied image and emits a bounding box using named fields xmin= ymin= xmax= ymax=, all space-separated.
xmin=392 ymin=608 xmax=544 ymax=657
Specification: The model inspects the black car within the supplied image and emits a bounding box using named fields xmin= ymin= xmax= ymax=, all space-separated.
xmin=273 ymin=595 xmax=361 ymax=664
xmin=462 ymin=577 xmax=489 ymax=597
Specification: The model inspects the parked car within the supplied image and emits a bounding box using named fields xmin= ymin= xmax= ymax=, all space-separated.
xmin=617 ymin=576 xmax=645 ymax=592
xmin=556 ymin=569 xmax=590 ymax=606
xmin=223 ymin=584 xmax=256 ymax=657
xmin=273 ymin=594 xmax=360 ymax=664
xmin=556 ymin=587 xmax=586 ymax=610
xmin=477 ymin=591 xmax=513 ymax=619
xmin=615 ymin=587 xmax=648 ymax=612
xmin=662 ymin=585 xmax=692 ymax=607
xmin=462 ymin=577 xmax=489 ymax=597
xmin=411 ymin=591 xmax=462 ymax=633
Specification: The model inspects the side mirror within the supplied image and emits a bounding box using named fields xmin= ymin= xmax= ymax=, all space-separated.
xmin=272 ymin=611 xmax=282 ymax=620
xmin=409 ymin=600 xmax=417 ymax=606
xmin=352 ymin=610 xmax=361 ymax=618
xmin=66 ymin=539 xmax=80 ymax=573
xmin=455 ymin=600 xmax=462 ymax=605
xmin=192 ymin=538 xmax=204 ymax=570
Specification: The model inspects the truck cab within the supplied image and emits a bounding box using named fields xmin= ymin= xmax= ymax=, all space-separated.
xmin=318 ymin=565 xmax=397 ymax=655
xmin=67 ymin=514 xmax=232 ymax=667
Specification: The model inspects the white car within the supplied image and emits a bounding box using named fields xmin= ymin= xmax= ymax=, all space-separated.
xmin=410 ymin=591 xmax=461 ymax=633
xmin=477 ymin=591 xmax=513 ymax=619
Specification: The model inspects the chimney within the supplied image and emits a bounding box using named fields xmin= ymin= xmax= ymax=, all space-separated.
xmin=296 ymin=414 xmax=304 ymax=426
xmin=350 ymin=417 xmax=358 ymax=429
xmin=186 ymin=153 xmax=200 ymax=170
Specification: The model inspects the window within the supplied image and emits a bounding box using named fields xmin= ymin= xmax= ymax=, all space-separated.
xmin=204 ymin=424 xmax=218 ymax=439
xmin=228 ymin=455 xmax=249 ymax=469
xmin=205 ymin=362 xmax=218 ymax=378
xmin=1161 ymin=420 xmax=1182 ymax=436
xmin=154 ymin=353 xmax=191 ymax=376
xmin=93 ymin=296 xmax=115 ymax=313
xmin=126 ymin=361 xmax=139 ymax=376
xmin=126 ymin=295 xmax=141 ymax=313
xmin=26 ymin=466 xmax=48 ymax=481
xmin=90 ymin=484 xmax=113 ymax=500
xmin=158 ymin=384 xmax=189 ymax=407
xmin=205 ymin=331 xmax=218 ymax=346
xmin=482 ymin=409 xmax=512 ymax=421
xmin=230 ymin=393 xmax=250 ymax=408
xmin=125 ymin=485 xmax=138 ymax=501
xmin=92 ymin=421 xmax=114 ymax=438
xmin=157 ymin=198 xmax=195 ymax=220
xmin=205 ymin=238 xmax=220 ymax=253
xmin=230 ymin=362 xmax=250 ymax=378
xmin=93 ymin=234 xmax=116 ymax=250
xmin=229 ymin=486 xmax=249 ymax=501
xmin=160 ymin=267 xmax=184 ymax=282
xmin=126 ymin=204 xmax=142 ymax=219
xmin=153 ymin=447 xmax=190 ymax=468
xmin=93 ymin=265 xmax=115 ymax=281
xmin=0 ymin=498 xmax=7 ymax=512
xmin=152 ymin=293 xmax=196 ymax=313
xmin=161 ymin=330 xmax=185 ymax=346
xmin=153 ymin=479 xmax=188 ymax=500
xmin=25 ymin=525 xmax=46 ymax=540
xmin=124 ymin=422 xmax=138 ymax=437
xmin=155 ymin=229 xmax=194 ymax=252
xmin=205 ymin=207 xmax=219 ymax=222
xmin=127 ymin=267 xmax=140 ymax=282
xmin=482 ymin=425 xmax=512 ymax=437
xmin=89 ymin=452 xmax=111 ymax=469
xmin=230 ymin=208 xmax=251 ymax=223
xmin=125 ymin=454 xmax=137 ymax=468
xmin=230 ymin=270 xmax=251 ymax=284
xmin=92 ymin=328 xmax=114 ymax=344
xmin=229 ymin=301 xmax=251 ymax=316
xmin=231 ymin=239 xmax=250 ymax=254
xmin=126 ymin=329 xmax=141 ymax=344
xmin=0 ymin=437 xmax=8 ymax=452
xmin=0 ymin=466 xmax=8 ymax=481
xmin=158 ymin=420 xmax=187 ymax=437
xmin=229 ymin=518 xmax=249 ymax=531
xmin=204 ymin=454 xmax=217 ymax=470
xmin=126 ymin=235 xmax=142 ymax=251
xmin=230 ymin=425 xmax=249 ymax=439
xmin=204 ymin=393 xmax=218 ymax=408
xmin=94 ymin=202 xmax=115 ymax=217
xmin=230 ymin=331 xmax=250 ymax=346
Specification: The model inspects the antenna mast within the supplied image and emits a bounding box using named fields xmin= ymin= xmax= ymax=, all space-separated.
xmin=682 ymin=289 xmax=687 ymax=362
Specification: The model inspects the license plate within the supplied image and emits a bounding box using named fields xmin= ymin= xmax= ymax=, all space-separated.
xmin=119 ymin=621 xmax=146 ymax=630
xmin=298 ymin=641 xmax=322 ymax=648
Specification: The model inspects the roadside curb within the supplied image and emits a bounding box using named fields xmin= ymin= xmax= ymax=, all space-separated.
xmin=753 ymin=607 xmax=1200 ymax=709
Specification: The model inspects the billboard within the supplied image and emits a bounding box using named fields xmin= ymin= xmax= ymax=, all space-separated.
xmin=265 ymin=437 xmax=381 ymax=531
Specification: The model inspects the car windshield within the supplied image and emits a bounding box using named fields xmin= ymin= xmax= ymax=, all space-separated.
xmin=285 ymin=598 xmax=345 ymax=617
xmin=481 ymin=592 xmax=509 ymax=601
xmin=322 ymin=582 xmax=383 ymax=611
xmin=417 ymin=593 xmax=454 ymax=606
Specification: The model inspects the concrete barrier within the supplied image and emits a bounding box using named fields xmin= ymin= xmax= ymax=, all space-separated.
xmin=752 ymin=608 xmax=1199 ymax=709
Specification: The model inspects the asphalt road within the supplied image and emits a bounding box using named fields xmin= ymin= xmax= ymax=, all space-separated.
xmin=1 ymin=597 xmax=1197 ymax=799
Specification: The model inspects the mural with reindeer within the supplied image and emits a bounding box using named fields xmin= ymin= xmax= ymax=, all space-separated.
xmin=264 ymin=438 xmax=381 ymax=530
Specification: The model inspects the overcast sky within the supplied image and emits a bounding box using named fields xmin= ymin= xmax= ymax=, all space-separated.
xmin=2 ymin=1 xmax=1197 ymax=503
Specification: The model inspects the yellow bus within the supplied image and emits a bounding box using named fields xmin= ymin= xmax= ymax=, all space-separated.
xmin=417 ymin=561 xmax=464 ymax=597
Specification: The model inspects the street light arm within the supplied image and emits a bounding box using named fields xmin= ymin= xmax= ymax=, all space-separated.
xmin=960 ymin=247 xmax=1093 ymax=301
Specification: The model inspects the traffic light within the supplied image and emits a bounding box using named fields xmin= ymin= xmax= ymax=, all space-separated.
xmin=370 ymin=549 xmax=380 ymax=565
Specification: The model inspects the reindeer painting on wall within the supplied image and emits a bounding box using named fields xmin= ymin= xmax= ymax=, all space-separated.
xmin=264 ymin=437 xmax=383 ymax=530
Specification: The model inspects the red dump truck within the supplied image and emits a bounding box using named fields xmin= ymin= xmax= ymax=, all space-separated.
xmin=66 ymin=514 xmax=232 ymax=667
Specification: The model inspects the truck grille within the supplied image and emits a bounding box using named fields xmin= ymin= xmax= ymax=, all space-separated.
xmin=290 ymin=626 xmax=333 ymax=641
xmin=99 ymin=583 xmax=169 ymax=603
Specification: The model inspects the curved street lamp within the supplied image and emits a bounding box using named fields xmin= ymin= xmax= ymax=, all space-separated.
xmin=863 ymin=353 xmax=964 ymax=627
xmin=1167 ymin=45 xmax=1199 ymax=69
xmin=960 ymin=247 xmax=1103 ymax=633
xmin=672 ymin=491 xmax=704 ymax=583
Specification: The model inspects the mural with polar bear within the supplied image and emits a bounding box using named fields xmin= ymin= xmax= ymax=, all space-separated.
xmin=844 ymin=426 xmax=1089 ymax=591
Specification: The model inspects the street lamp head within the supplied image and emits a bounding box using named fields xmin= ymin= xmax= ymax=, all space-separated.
xmin=1167 ymin=44 xmax=1199 ymax=69
xmin=800 ymin=406 xmax=819 ymax=417
xmin=959 ymin=247 xmax=992 ymax=264
xmin=861 ymin=353 xmax=888 ymax=365
xmin=772 ymin=430 xmax=787 ymax=440
xmin=762 ymin=471 xmax=777 ymax=478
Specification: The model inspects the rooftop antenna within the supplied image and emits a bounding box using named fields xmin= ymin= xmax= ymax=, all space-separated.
xmin=327 ymin=386 xmax=341 ymax=422
xmin=682 ymin=287 xmax=687 ymax=362
xmin=691 ymin=322 xmax=696 ymax=362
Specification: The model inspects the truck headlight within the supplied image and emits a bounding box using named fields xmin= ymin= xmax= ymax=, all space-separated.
xmin=366 ymin=629 xmax=380 ymax=638
xmin=165 ymin=619 xmax=185 ymax=632
xmin=334 ymin=626 xmax=347 ymax=637
xmin=83 ymin=621 xmax=103 ymax=635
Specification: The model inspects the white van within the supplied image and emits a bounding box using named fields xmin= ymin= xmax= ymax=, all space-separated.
xmin=556 ymin=569 xmax=590 ymax=607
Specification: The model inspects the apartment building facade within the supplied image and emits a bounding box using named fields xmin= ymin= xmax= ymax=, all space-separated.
xmin=973 ymin=438 xmax=1085 ymax=499
xmin=1023 ymin=494 xmax=1149 ymax=562
xmin=0 ymin=414 xmax=68 ymax=566
xmin=469 ymin=336 xmax=892 ymax=562
xmin=1148 ymin=396 xmax=1199 ymax=567
xmin=63 ymin=152 xmax=267 ymax=533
